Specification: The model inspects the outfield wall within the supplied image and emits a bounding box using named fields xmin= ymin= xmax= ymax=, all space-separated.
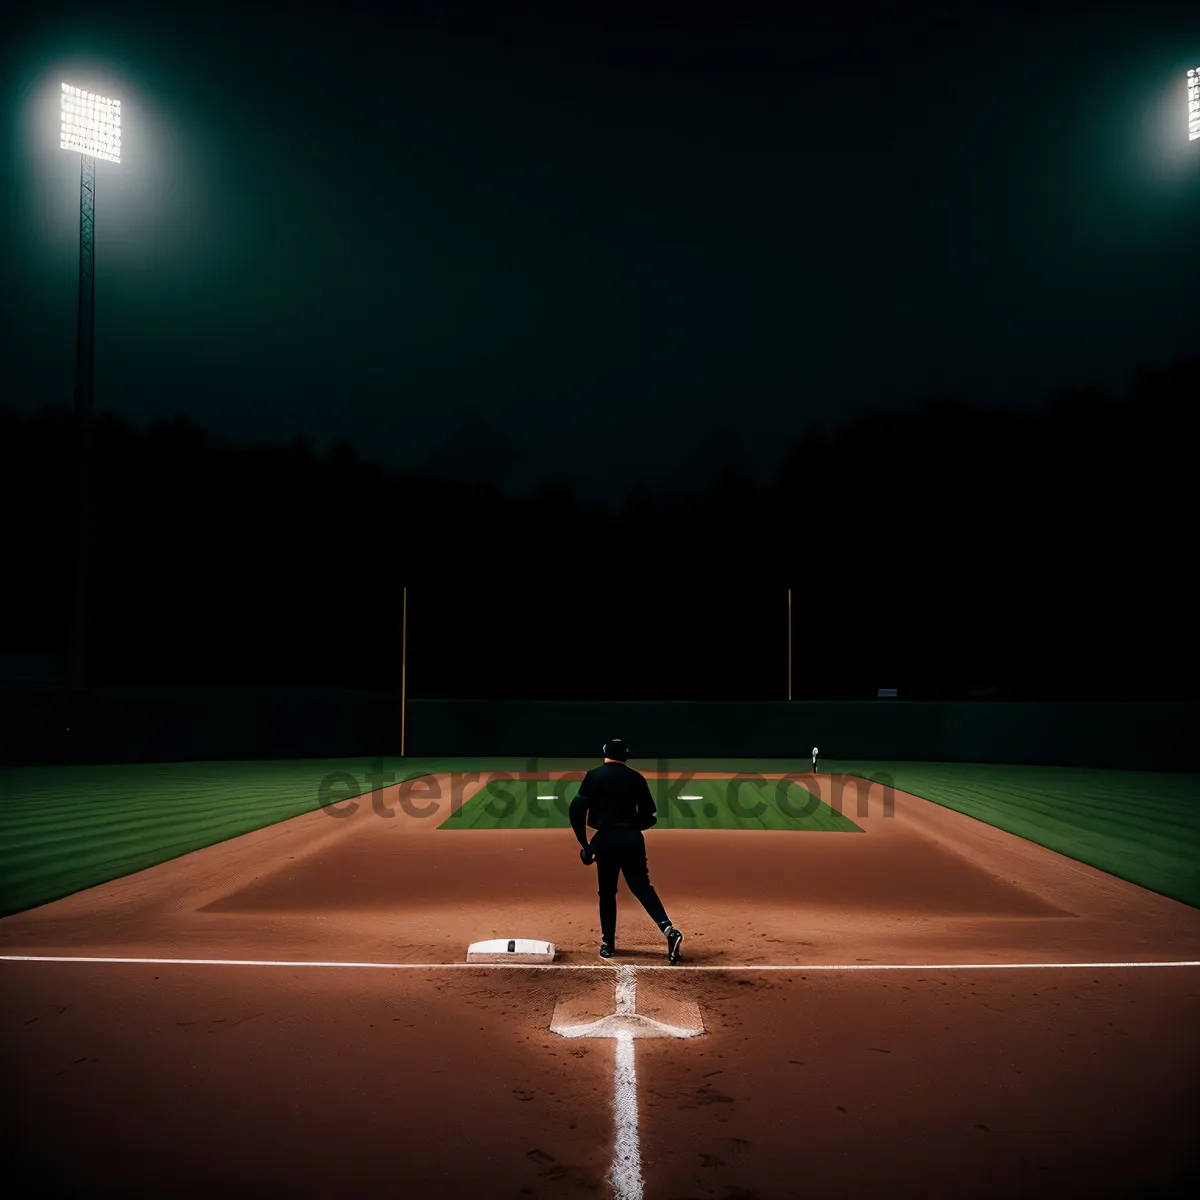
xmin=0 ymin=690 xmax=1195 ymax=770
xmin=407 ymin=699 xmax=1197 ymax=771
xmin=0 ymin=688 xmax=401 ymax=768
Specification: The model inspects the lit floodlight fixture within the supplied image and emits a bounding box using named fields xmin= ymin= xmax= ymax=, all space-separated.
xmin=1189 ymin=68 xmax=1200 ymax=142
xmin=60 ymin=81 xmax=121 ymax=163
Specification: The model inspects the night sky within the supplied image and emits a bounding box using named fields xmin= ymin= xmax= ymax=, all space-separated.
xmin=2 ymin=0 xmax=1197 ymax=501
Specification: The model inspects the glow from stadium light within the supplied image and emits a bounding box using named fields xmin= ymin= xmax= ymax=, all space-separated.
xmin=60 ymin=81 xmax=121 ymax=163
xmin=1189 ymin=68 xmax=1200 ymax=142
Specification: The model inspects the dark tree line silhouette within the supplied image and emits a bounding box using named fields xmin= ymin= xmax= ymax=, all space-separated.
xmin=1 ymin=356 xmax=1192 ymax=699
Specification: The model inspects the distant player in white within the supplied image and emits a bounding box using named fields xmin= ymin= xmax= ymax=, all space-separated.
xmin=812 ymin=746 xmax=819 ymax=773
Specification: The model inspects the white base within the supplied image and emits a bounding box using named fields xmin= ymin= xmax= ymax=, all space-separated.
xmin=466 ymin=938 xmax=556 ymax=964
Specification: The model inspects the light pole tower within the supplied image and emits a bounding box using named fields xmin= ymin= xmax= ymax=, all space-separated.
xmin=61 ymin=83 xmax=121 ymax=689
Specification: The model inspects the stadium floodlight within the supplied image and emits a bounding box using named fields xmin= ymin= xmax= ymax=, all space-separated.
xmin=60 ymin=82 xmax=122 ymax=162
xmin=1189 ymin=68 xmax=1200 ymax=141
xmin=60 ymin=81 xmax=120 ymax=690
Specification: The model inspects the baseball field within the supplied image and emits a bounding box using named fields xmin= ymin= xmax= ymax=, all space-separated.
xmin=2 ymin=757 xmax=1198 ymax=1198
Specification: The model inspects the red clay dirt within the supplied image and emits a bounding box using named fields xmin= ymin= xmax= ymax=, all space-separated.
xmin=2 ymin=773 xmax=1198 ymax=1198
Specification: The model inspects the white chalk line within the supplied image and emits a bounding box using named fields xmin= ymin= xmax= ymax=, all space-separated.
xmin=549 ymin=965 xmax=654 ymax=1199
xmin=610 ymin=966 xmax=644 ymax=1199
xmin=611 ymin=1030 xmax=643 ymax=1200
xmin=615 ymin=963 xmax=637 ymax=1013
xmin=1 ymin=955 xmax=1198 ymax=971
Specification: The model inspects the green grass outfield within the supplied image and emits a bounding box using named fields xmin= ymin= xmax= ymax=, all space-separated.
xmin=0 ymin=756 xmax=464 ymax=918
xmin=438 ymin=774 xmax=860 ymax=832
xmin=1 ymin=757 xmax=1197 ymax=916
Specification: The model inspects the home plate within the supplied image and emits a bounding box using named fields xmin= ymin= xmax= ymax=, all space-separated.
xmin=466 ymin=938 xmax=556 ymax=964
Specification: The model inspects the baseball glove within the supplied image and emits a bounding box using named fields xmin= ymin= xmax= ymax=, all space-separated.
xmin=580 ymin=845 xmax=596 ymax=866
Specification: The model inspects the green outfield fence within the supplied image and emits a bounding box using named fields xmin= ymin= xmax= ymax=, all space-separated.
xmin=0 ymin=690 xmax=1195 ymax=770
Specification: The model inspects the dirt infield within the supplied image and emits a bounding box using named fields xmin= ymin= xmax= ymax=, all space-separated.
xmin=2 ymin=774 xmax=1199 ymax=1198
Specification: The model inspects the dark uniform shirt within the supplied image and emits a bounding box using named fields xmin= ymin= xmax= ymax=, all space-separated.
xmin=569 ymin=761 xmax=658 ymax=848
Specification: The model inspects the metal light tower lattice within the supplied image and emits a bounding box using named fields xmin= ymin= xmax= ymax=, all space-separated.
xmin=61 ymin=83 xmax=121 ymax=689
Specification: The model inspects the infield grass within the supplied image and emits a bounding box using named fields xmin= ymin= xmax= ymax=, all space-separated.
xmin=438 ymin=774 xmax=861 ymax=832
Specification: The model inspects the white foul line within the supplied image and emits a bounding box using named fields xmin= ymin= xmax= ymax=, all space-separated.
xmin=1 ymin=955 xmax=1198 ymax=972
xmin=611 ymin=1030 xmax=643 ymax=1200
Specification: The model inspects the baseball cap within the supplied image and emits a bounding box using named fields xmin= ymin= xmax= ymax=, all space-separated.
xmin=603 ymin=739 xmax=629 ymax=761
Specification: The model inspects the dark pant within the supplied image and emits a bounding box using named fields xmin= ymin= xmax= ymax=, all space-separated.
xmin=591 ymin=826 xmax=670 ymax=941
